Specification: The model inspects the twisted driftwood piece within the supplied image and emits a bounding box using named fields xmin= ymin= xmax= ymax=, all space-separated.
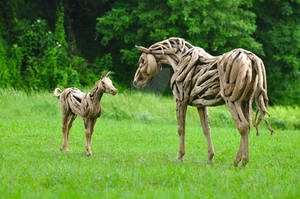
xmin=54 ymin=72 xmax=117 ymax=156
xmin=133 ymin=37 xmax=273 ymax=167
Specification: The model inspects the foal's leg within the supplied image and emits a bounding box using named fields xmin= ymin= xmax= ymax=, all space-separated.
xmin=84 ymin=118 xmax=96 ymax=156
xmin=66 ymin=114 xmax=76 ymax=140
xmin=61 ymin=112 xmax=75 ymax=152
xmin=197 ymin=106 xmax=215 ymax=164
xmin=176 ymin=101 xmax=187 ymax=161
xmin=88 ymin=119 xmax=97 ymax=156
xmin=226 ymin=101 xmax=250 ymax=167
xmin=61 ymin=113 xmax=69 ymax=152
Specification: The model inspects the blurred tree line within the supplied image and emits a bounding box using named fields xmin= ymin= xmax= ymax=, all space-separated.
xmin=0 ymin=0 xmax=299 ymax=105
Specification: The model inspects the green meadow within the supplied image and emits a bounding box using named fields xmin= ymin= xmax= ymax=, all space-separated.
xmin=0 ymin=89 xmax=299 ymax=198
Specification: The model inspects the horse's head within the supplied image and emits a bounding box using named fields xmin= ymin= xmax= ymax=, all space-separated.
xmin=133 ymin=46 xmax=160 ymax=88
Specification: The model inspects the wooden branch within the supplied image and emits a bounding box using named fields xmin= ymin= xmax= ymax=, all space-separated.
xmin=191 ymin=98 xmax=223 ymax=106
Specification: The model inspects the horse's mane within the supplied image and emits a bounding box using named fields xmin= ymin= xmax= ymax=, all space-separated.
xmin=148 ymin=37 xmax=193 ymax=55
xmin=148 ymin=37 xmax=216 ymax=64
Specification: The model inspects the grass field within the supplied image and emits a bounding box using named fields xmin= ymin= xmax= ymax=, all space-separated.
xmin=0 ymin=88 xmax=299 ymax=198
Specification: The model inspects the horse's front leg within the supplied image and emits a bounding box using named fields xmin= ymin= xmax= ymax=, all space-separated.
xmin=175 ymin=101 xmax=187 ymax=161
xmin=197 ymin=106 xmax=215 ymax=164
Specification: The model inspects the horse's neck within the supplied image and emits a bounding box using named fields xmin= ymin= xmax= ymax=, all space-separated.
xmin=155 ymin=47 xmax=216 ymax=72
xmin=155 ymin=51 xmax=186 ymax=72
xmin=150 ymin=38 xmax=192 ymax=72
xmin=154 ymin=55 xmax=172 ymax=71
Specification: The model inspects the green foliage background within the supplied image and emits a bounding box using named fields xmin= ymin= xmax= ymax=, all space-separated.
xmin=0 ymin=0 xmax=299 ymax=104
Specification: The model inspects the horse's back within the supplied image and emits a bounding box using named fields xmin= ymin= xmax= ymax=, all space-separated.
xmin=218 ymin=48 xmax=263 ymax=103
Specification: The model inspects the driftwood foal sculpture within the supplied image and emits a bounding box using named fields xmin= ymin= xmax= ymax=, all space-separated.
xmin=133 ymin=37 xmax=273 ymax=166
xmin=54 ymin=72 xmax=117 ymax=156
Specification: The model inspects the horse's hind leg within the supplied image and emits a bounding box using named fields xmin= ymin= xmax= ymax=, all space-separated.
xmin=240 ymin=101 xmax=251 ymax=166
xmin=197 ymin=106 xmax=215 ymax=164
xmin=226 ymin=101 xmax=250 ymax=167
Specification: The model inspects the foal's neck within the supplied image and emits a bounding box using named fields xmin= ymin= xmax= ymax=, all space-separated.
xmin=94 ymin=91 xmax=103 ymax=104
xmin=89 ymin=82 xmax=104 ymax=105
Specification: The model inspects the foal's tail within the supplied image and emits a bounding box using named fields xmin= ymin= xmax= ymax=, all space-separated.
xmin=54 ymin=88 xmax=62 ymax=99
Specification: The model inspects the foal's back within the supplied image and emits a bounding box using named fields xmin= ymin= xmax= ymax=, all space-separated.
xmin=59 ymin=88 xmax=86 ymax=116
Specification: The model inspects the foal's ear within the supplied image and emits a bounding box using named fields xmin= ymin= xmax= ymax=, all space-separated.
xmin=135 ymin=45 xmax=150 ymax=53
xmin=101 ymin=71 xmax=106 ymax=78
xmin=106 ymin=71 xmax=111 ymax=77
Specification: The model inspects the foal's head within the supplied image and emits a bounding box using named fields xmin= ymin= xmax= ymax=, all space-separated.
xmin=99 ymin=72 xmax=118 ymax=95
xmin=133 ymin=46 xmax=160 ymax=88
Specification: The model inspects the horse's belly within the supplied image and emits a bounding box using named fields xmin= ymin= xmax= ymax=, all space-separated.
xmin=188 ymin=68 xmax=224 ymax=107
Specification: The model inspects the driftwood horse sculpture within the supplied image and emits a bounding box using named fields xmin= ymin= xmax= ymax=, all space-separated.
xmin=54 ymin=72 xmax=117 ymax=156
xmin=133 ymin=37 xmax=273 ymax=166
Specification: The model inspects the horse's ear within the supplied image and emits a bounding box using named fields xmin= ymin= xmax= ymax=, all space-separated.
xmin=101 ymin=71 xmax=106 ymax=78
xmin=135 ymin=45 xmax=150 ymax=53
xmin=106 ymin=71 xmax=111 ymax=77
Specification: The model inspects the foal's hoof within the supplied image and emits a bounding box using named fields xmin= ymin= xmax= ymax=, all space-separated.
xmin=60 ymin=147 xmax=69 ymax=152
xmin=206 ymin=159 xmax=214 ymax=165
xmin=86 ymin=153 xmax=92 ymax=157
xmin=174 ymin=157 xmax=183 ymax=162
xmin=206 ymin=153 xmax=214 ymax=164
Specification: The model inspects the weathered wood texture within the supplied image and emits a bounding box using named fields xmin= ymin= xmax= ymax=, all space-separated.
xmin=133 ymin=37 xmax=273 ymax=166
xmin=54 ymin=72 xmax=117 ymax=156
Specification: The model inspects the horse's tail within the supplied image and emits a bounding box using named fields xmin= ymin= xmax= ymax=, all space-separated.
xmin=218 ymin=49 xmax=273 ymax=136
xmin=54 ymin=88 xmax=62 ymax=99
xmin=250 ymin=55 xmax=274 ymax=136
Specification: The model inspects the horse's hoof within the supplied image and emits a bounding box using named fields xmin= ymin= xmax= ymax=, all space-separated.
xmin=241 ymin=159 xmax=249 ymax=167
xmin=174 ymin=157 xmax=183 ymax=162
xmin=233 ymin=161 xmax=239 ymax=167
xmin=206 ymin=159 xmax=214 ymax=165
xmin=86 ymin=153 xmax=92 ymax=157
